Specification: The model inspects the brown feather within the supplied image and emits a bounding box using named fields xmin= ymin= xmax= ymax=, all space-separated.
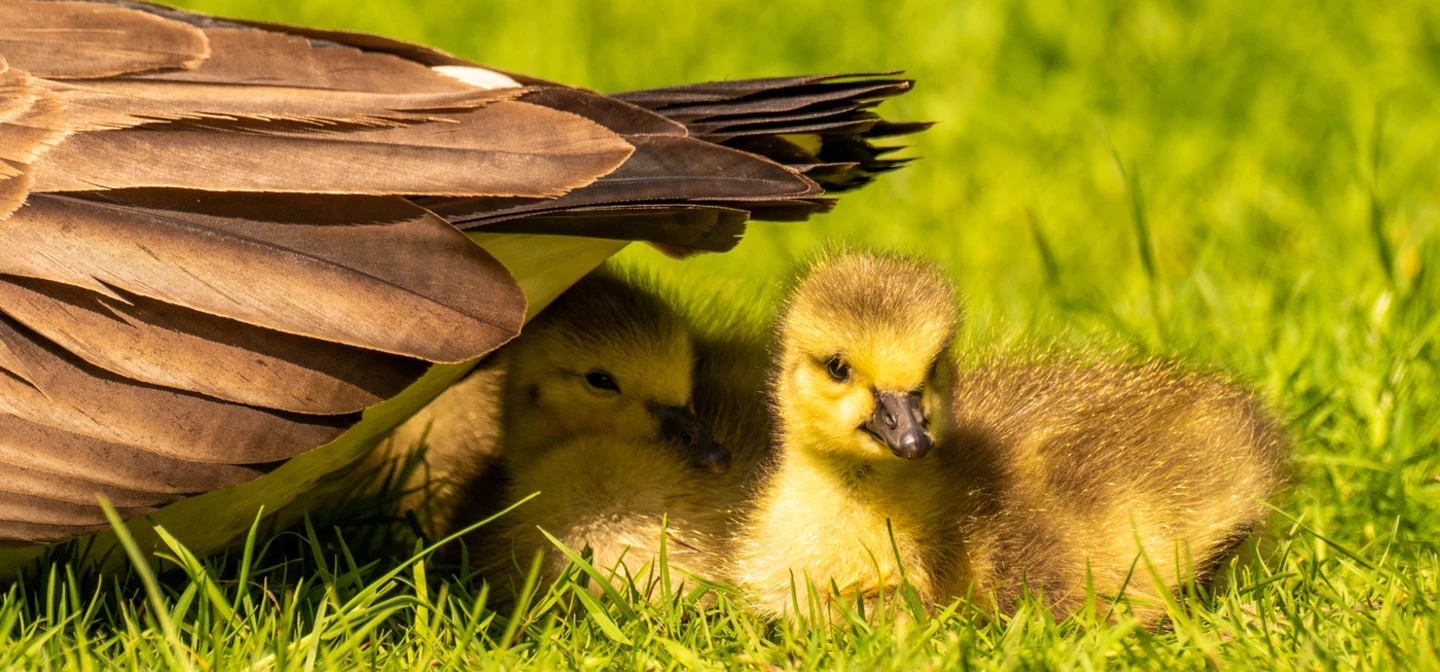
xmin=29 ymin=24 xmax=517 ymax=132
xmin=0 ymin=192 xmax=526 ymax=363
xmin=135 ymin=3 xmax=486 ymax=69
xmin=135 ymin=3 xmax=545 ymax=87
xmin=683 ymin=101 xmax=864 ymax=136
xmin=0 ymin=314 xmax=350 ymax=464
xmin=0 ymin=489 xmax=154 ymax=528
xmin=519 ymin=87 xmax=687 ymax=136
xmin=0 ymin=60 xmax=68 ymax=218
xmin=0 ymin=276 xmax=428 ymax=414
xmin=0 ymin=0 xmax=209 ymax=79
xmin=0 ymin=413 xmax=267 ymax=494
xmin=31 ymin=100 xmax=634 ymax=197
xmin=0 ymin=59 xmax=68 ymax=164
xmin=127 ymin=27 xmax=475 ymax=93
xmin=0 ymin=520 xmax=110 ymax=547
xmin=0 ymin=463 xmax=182 ymax=508
xmin=43 ymin=78 xmax=519 ymax=134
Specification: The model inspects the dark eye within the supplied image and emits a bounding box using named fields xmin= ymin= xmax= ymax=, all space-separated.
xmin=585 ymin=370 xmax=621 ymax=392
xmin=825 ymin=356 xmax=851 ymax=383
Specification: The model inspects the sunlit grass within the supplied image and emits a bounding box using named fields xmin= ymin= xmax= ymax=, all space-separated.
xmin=2 ymin=0 xmax=1437 ymax=667
xmin=2 ymin=494 xmax=1435 ymax=668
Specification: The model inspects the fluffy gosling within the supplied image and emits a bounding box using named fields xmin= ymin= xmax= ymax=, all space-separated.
xmin=385 ymin=268 xmax=727 ymax=530
xmin=733 ymin=251 xmax=1289 ymax=624
xmin=489 ymin=433 xmax=736 ymax=597
xmin=456 ymin=270 xmax=733 ymax=595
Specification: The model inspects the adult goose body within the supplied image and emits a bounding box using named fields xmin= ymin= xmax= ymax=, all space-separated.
xmin=0 ymin=0 xmax=925 ymax=573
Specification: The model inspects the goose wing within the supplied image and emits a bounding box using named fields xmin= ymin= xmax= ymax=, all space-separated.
xmin=0 ymin=0 xmax=926 ymax=556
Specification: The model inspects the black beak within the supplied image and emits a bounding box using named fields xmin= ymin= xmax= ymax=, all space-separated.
xmin=863 ymin=391 xmax=933 ymax=460
xmin=656 ymin=405 xmax=731 ymax=474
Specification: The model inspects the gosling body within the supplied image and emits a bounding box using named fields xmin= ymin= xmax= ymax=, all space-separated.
xmin=735 ymin=252 xmax=1289 ymax=623
xmin=483 ymin=435 xmax=733 ymax=596
xmin=443 ymin=269 xmax=734 ymax=596
xmin=939 ymin=358 xmax=1288 ymax=618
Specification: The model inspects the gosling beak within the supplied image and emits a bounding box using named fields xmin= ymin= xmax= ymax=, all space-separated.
xmin=864 ymin=391 xmax=933 ymax=460
xmin=656 ymin=405 xmax=731 ymax=474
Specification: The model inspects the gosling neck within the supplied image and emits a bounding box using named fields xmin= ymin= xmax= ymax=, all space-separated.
xmin=772 ymin=402 xmax=935 ymax=499
xmin=783 ymin=438 xmax=932 ymax=491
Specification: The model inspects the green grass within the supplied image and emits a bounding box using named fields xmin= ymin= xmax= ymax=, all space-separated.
xmin=4 ymin=0 xmax=1440 ymax=667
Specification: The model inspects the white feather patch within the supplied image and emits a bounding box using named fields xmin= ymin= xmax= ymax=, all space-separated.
xmin=432 ymin=65 xmax=522 ymax=90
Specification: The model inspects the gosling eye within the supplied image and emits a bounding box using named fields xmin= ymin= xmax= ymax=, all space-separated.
xmin=825 ymin=356 xmax=851 ymax=383
xmin=585 ymin=370 xmax=621 ymax=393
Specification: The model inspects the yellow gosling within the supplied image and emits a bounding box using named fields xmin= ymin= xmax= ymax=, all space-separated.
xmin=385 ymin=267 xmax=726 ymax=534
xmin=448 ymin=269 xmax=732 ymax=597
xmin=495 ymin=270 xmax=725 ymax=476
xmin=733 ymin=251 xmax=1289 ymax=625
xmin=734 ymin=252 xmax=961 ymax=619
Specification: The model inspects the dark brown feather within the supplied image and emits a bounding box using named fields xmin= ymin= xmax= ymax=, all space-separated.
xmin=696 ymin=114 xmax=880 ymax=141
xmin=611 ymin=73 xmax=900 ymax=106
xmin=426 ymin=135 xmax=819 ymax=227
xmin=705 ymin=198 xmax=837 ymax=222
xmin=644 ymin=82 xmax=910 ymax=124
xmin=479 ymin=205 xmax=750 ymax=252
xmin=614 ymin=74 xmax=924 ymax=193
xmin=120 ymin=1 xmax=487 ymax=69
xmin=683 ymin=101 xmax=864 ymax=136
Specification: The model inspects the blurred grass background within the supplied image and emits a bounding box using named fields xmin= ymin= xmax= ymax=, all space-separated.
xmin=4 ymin=0 xmax=1436 ymax=667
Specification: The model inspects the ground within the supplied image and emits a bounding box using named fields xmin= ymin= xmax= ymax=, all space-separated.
xmin=2 ymin=0 xmax=1437 ymax=668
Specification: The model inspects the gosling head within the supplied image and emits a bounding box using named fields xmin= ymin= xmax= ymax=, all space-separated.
xmin=776 ymin=251 xmax=958 ymax=462
xmin=503 ymin=269 xmax=729 ymax=474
